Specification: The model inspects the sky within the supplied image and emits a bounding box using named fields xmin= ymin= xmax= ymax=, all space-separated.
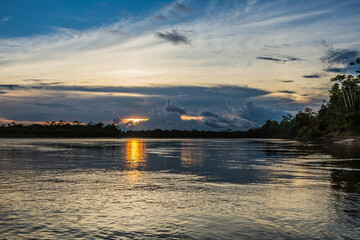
xmin=0 ymin=0 xmax=360 ymax=130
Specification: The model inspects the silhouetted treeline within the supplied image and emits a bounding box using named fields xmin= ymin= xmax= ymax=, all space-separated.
xmin=248 ymin=58 xmax=360 ymax=140
xmin=0 ymin=121 xmax=120 ymax=138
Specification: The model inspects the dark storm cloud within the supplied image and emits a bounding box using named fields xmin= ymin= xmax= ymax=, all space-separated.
xmin=257 ymin=55 xmax=302 ymax=62
xmin=164 ymin=99 xmax=187 ymax=114
xmin=204 ymin=120 xmax=222 ymax=128
xmin=201 ymin=110 xmax=231 ymax=124
xmin=34 ymin=103 xmax=78 ymax=111
xmin=156 ymin=30 xmax=190 ymax=45
xmin=303 ymin=74 xmax=321 ymax=78
xmin=238 ymin=102 xmax=286 ymax=126
xmin=0 ymin=84 xmax=305 ymax=130
xmin=201 ymin=111 xmax=219 ymax=118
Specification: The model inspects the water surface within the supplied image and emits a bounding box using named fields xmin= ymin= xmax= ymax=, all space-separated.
xmin=0 ymin=138 xmax=360 ymax=239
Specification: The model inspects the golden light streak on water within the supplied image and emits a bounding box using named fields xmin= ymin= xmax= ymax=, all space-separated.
xmin=125 ymin=139 xmax=147 ymax=182
xmin=181 ymin=141 xmax=204 ymax=168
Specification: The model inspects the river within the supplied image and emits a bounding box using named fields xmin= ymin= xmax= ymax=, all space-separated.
xmin=0 ymin=138 xmax=359 ymax=239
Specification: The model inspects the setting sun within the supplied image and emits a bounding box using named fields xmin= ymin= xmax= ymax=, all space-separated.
xmin=121 ymin=118 xmax=149 ymax=124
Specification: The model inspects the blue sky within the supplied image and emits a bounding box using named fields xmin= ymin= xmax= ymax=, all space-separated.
xmin=0 ymin=0 xmax=360 ymax=130
xmin=0 ymin=0 xmax=165 ymax=37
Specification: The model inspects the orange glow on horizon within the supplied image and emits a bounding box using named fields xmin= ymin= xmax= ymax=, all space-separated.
xmin=181 ymin=115 xmax=204 ymax=121
xmin=121 ymin=118 xmax=149 ymax=124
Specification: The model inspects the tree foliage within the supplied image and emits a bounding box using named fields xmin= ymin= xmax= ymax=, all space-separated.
xmin=250 ymin=58 xmax=360 ymax=140
xmin=0 ymin=121 xmax=120 ymax=138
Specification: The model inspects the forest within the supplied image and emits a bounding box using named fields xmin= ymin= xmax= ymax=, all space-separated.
xmin=250 ymin=58 xmax=360 ymax=140
xmin=0 ymin=121 xmax=120 ymax=138
xmin=1 ymin=58 xmax=359 ymax=140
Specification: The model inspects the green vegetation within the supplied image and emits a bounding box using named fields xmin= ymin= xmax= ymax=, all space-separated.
xmin=249 ymin=58 xmax=360 ymax=140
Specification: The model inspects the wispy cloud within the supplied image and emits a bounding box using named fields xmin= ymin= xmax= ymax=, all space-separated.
xmin=302 ymin=74 xmax=321 ymax=78
xmin=321 ymin=47 xmax=360 ymax=73
xmin=278 ymin=90 xmax=296 ymax=94
xmin=174 ymin=2 xmax=192 ymax=12
xmin=154 ymin=14 xmax=167 ymax=21
xmin=156 ymin=30 xmax=190 ymax=45
xmin=321 ymin=48 xmax=359 ymax=65
xmin=257 ymin=55 xmax=302 ymax=62
xmin=0 ymin=16 xmax=10 ymax=23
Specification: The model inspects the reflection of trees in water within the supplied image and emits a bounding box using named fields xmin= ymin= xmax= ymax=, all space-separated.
xmin=331 ymin=169 xmax=360 ymax=193
xmin=319 ymin=144 xmax=360 ymax=194
xmin=260 ymin=141 xmax=360 ymax=226
xmin=258 ymin=141 xmax=360 ymax=193
xmin=322 ymin=144 xmax=360 ymax=233
xmin=324 ymin=144 xmax=360 ymax=159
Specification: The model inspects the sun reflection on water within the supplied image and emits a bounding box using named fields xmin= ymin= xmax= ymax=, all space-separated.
xmin=125 ymin=139 xmax=147 ymax=182
xmin=181 ymin=142 xmax=204 ymax=168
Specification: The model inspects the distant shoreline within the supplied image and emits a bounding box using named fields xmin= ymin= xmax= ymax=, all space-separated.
xmin=1 ymin=135 xmax=359 ymax=145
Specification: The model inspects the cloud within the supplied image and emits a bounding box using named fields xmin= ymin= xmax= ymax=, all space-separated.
xmin=278 ymin=90 xmax=296 ymax=94
xmin=324 ymin=67 xmax=346 ymax=73
xmin=174 ymin=2 xmax=192 ymax=12
xmin=0 ymin=17 xmax=10 ymax=23
xmin=319 ymin=40 xmax=330 ymax=48
xmin=164 ymin=99 xmax=187 ymax=114
xmin=238 ymin=102 xmax=287 ymax=126
xmin=1 ymin=0 xmax=356 ymax=123
xmin=279 ymin=80 xmax=294 ymax=83
xmin=321 ymin=48 xmax=360 ymax=73
xmin=156 ymin=30 xmax=190 ymax=45
xmin=0 ymin=85 xmax=25 ymax=90
xmin=34 ymin=103 xmax=78 ymax=111
xmin=0 ymin=0 xmax=358 ymax=96
xmin=204 ymin=120 xmax=222 ymax=128
xmin=201 ymin=111 xmax=219 ymax=118
xmin=257 ymin=55 xmax=302 ymax=62
xmin=302 ymin=74 xmax=321 ymax=78
xmin=154 ymin=14 xmax=167 ymax=21
xmin=0 ymin=84 xmax=303 ymax=130
xmin=321 ymin=48 xmax=360 ymax=65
